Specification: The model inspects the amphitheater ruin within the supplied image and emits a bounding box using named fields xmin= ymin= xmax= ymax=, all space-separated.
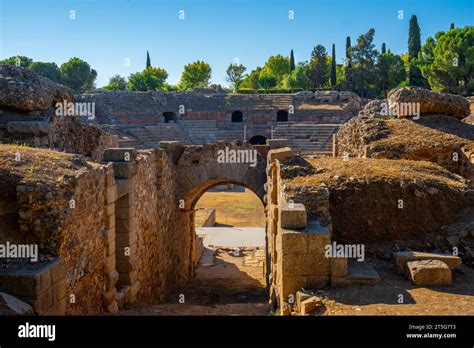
xmin=1 ymin=65 xmax=473 ymax=316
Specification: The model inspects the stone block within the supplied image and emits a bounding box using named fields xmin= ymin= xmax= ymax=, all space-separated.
xmin=296 ymin=291 xmax=312 ymax=310
xmin=279 ymin=275 xmax=307 ymax=301
xmin=112 ymin=162 xmax=137 ymax=179
xmin=116 ymin=218 xmax=137 ymax=233
xmin=280 ymin=203 xmax=307 ymax=229
xmin=103 ymin=227 xmax=115 ymax=244
xmin=105 ymin=239 xmax=115 ymax=257
xmin=103 ymin=148 xmax=138 ymax=162
xmin=269 ymin=147 xmax=295 ymax=162
xmin=105 ymin=270 xmax=119 ymax=290
xmin=105 ymin=185 xmax=118 ymax=204
xmin=266 ymin=139 xmax=288 ymax=149
xmin=394 ymin=251 xmax=462 ymax=274
xmin=104 ymin=203 xmax=115 ymax=217
xmin=105 ymin=213 xmax=115 ymax=229
xmin=104 ymin=253 xmax=116 ymax=273
xmin=277 ymin=230 xmax=307 ymax=255
xmin=116 ymin=179 xmax=133 ymax=197
xmin=330 ymin=258 xmax=348 ymax=278
xmin=406 ymin=260 xmax=452 ymax=286
xmin=282 ymin=254 xmax=329 ymax=276
xmin=307 ymin=231 xmax=331 ymax=255
xmin=300 ymin=296 xmax=322 ymax=315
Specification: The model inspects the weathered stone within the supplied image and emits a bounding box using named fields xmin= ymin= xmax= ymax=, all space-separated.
xmin=388 ymin=87 xmax=470 ymax=119
xmin=103 ymin=148 xmax=138 ymax=163
xmin=406 ymin=259 xmax=452 ymax=286
xmin=7 ymin=121 xmax=51 ymax=136
xmin=300 ymin=296 xmax=322 ymax=315
xmin=0 ymin=64 xmax=73 ymax=111
xmin=269 ymin=147 xmax=295 ymax=162
xmin=280 ymin=203 xmax=307 ymax=229
xmin=394 ymin=251 xmax=462 ymax=274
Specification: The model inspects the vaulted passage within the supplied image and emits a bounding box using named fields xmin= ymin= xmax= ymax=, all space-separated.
xmin=248 ymin=135 xmax=267 ymax=145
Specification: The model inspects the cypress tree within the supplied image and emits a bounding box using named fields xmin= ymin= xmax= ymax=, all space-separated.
xmin=450 ymin=23 xmax=455 ymax=30
xmin=381 ymin=43 xmax=386 ymax=54
xmin=408 ymin=15 xmax=424 ymax=86
xmin=331 ymin=44 xmax=337 ymax=89
xmin=146 ymin=51 xmax=151 ymax=68
xmin=408 ymin=15 xmax=421 ymax=60
xmin=290 ymin=49 xmax=295 ymax=72
xmin=345 ymin=36 xmax=352 ymax=90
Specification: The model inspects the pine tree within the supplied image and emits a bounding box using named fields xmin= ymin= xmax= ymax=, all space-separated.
xmin=290 ymin=49 xmax=295 ymax=72
xmin=331 ymin=44 xmax=337 ymax=89
xmin=381 ymin=43 xmax=386 ymax=54
xmin=146 ymin=51 xmax=151 ymax=68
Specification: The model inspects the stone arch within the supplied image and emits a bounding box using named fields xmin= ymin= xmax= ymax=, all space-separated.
xmin=172 ymin=141 xmax=268 ymax=277
xmin=231 ymin=110 xmax=243 ymax=122
xmin=276 ymin=110 xmax=289 ymax=122
xmin=248 ymin=135 xmax=267 ymax=145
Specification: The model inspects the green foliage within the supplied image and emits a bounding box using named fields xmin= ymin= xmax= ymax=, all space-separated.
xmin=60 ymin=57 xmax=97 ymax=93
xmin=351 ymin=28 xmax=379 ymax=97
xmin=418 ymin=26 xmax=474 ymax=95
xmin=178 ymin=60 xmax=212 ymax=90
xmin=103 ymin=75 xmax=127 ymax=90
xmin=377 ymin=52 xmax=406 ymax=95
xmin=29 ymin=62 xmax=62 ymax=83
xmin=262 ymin=55 xmax=290 ymax=85
xmin=258 ymin=72 xmax=277 ymax=90
xmin=0 ymin=55 xmax=33 ymax=68
xmin=330 ymin=44 xmax=337 ymax=89
xmin=128 ymin=67 xmax=168 ymax=91
xmin=282 ymin=63 xmax=310 ymax=90
xmin=307 ymin=44 xmax=329 ymax=89
xmin=239 ymin=67 xmax=262 ymax=89
xmin=226 ymin=63 xmax=247 ymax=91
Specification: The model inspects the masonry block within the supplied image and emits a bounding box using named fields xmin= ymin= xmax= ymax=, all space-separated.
xmin=330 ymin=258 xmax=348 ymax=278
xmin=280 ymin=203 xmax=307 ymax=229
xmin=277 ymin=230 xmax=307 ymax=255
xmin=394 ymin=251 xmax=462 ymax=274
xmin=103 ymin=148 xmax=138 ymax=163
xmin=266 ymin=139 xmax=288 ymax=149
xmin=112 ymin=162 xmax=137 ymax=179
xmin=105 ymin=185 xmax=118 ymax=204
xmin=406 ymin=260 xmax=452 ymax=286
xmin=279 ymin=275 xmax=307 ymax=301
xmin=269 ymin=147 xmax=295 ymax=162
xmin=282 ymin=254 xmax=329 ymax=276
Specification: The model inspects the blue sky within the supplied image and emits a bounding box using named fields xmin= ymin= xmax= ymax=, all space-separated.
xmin=1 ymin=0 xmax=472 ymax=87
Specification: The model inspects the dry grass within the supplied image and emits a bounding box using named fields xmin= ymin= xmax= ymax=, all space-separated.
xmin=195 ymin=188 xmax=265 ymax=227
xmin=0 ymin=144 xmax=96 ymax=184
xmin=288 ymin=157 xmax=467 ymax=189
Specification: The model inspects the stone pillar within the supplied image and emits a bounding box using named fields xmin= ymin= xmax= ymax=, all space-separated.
xmin=103 ymin=148 xmax=140 ymax=309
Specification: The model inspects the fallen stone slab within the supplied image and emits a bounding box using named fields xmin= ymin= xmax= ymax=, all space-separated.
xmin=406 ymin=259 xmax=452 ymax=286
xmin=394 ymin=251 xmax=462 ymax=275
xmin=0 ymin=292 xmax=35 ymax=315
xmin=387 ymin=87 xmax=470 ymax=120
xmin=300 ymin=296 xmax=322 ymax=315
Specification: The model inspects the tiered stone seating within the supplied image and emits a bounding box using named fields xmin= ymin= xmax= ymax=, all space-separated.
xmin=273 ymin=123 xmax=340 ymax=154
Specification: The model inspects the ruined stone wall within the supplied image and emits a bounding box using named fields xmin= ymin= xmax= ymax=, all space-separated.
xmin=15 ymin=165 xmax=108 ymax=314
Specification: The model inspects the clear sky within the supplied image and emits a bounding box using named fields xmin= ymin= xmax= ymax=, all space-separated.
xmin=0 ymin=0 xmax=472 ymax=88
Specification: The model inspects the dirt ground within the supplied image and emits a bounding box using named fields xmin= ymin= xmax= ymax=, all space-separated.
xmin=119 ymin=250 xmax=271 ymax=316
xmin=195 ymin=188 xmax=265 ymax=227
xmin=119 ymin=256 xmax=474 ymax=316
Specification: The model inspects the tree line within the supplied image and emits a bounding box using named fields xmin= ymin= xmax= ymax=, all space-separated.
xmin=1 ymin=16 xmax=472 ymax=96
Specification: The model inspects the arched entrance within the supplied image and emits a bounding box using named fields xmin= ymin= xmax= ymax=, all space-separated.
xmin=248 ymin=135 xmax=267 ymax=145
xmin=276 ymin=110 xmax=289 ymax=122
xmin=231 ymin=110 xmax=243 ymax=122
xmin=163 ymin=111 xmax=176 ymax=123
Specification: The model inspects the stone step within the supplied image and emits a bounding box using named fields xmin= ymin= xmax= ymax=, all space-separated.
xmin=331 ymin=262 xmax=380 ymax=287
